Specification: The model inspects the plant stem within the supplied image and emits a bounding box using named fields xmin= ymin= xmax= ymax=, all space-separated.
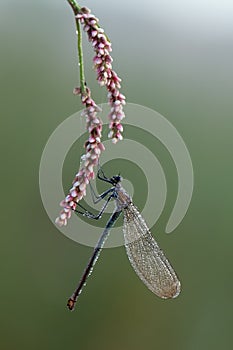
xmin=67 ymin=0 xmax=86 ymax=94
xmin=76 ymin=18 xmax=86 ymax=93
xmin=67 ymin=0 xmax=81 ymax=14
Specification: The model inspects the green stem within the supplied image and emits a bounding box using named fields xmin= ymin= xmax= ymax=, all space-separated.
xmin=67 ymin=0 xmax=86 ymax=94
xmin=76 ymin=17 xmax=86 ymax=93
xmin=67 ymin=0 xmax=81 ymax=14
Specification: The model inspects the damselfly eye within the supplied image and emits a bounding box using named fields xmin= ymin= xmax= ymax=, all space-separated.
xmin=112 ymin=175 xmax=122 ymax=184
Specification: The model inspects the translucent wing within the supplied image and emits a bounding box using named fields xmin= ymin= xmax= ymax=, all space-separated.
xmin=123 ymin=203 xmax=181 ymax=298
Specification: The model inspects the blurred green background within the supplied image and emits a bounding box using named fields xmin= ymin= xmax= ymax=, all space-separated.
xmin=1 ymin=0 xmax=233 ymax=349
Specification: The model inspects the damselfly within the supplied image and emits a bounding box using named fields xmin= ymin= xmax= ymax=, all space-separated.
xmin=67 ymin=169 xmax=181 ymax=310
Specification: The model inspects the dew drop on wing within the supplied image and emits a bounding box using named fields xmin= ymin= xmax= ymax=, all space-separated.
xmin=122 ymin=203 xmax=181 ymax=299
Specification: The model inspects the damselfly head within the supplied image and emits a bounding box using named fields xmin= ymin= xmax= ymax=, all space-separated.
xmin=110 ymin=175 xmax=122 ymax=186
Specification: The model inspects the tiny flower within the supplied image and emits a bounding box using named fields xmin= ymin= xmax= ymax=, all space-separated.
xmin=117 ymin=124 xmax=123 ymax=132
xmin=70 ymin=189 xmax=78 ymax=198
xmin=73 ymin=87 xmax=81 ymax=95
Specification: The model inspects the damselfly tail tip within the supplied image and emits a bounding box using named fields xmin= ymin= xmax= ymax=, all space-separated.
xmin=67 ymin=298 xmax=76 ymax=311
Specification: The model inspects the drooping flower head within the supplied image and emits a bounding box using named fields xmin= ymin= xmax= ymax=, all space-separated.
xmin=56 ymin=5 xmax=126 ymax=226
xmin=77 ymin=7 xmax=126 ymax=143
xmin=55 ymin=88 xmax=105 ymax=227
